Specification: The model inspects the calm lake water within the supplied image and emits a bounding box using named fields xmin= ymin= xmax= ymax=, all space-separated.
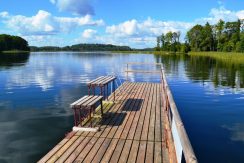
xmin=0 ymin=52 xmax=243 ymax=162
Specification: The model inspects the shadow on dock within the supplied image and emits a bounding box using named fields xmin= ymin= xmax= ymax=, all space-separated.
xmin=121 ymin=98 xmax=143 ymax=111
xmin=99 ymin=112 xmax=127 ymax=126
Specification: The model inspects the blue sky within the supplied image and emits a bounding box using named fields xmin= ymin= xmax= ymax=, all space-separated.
xmin=0 ymin=0 xmax=244 ymax=48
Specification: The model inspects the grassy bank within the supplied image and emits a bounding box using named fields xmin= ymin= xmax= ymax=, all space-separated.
xmin=110 ymin=51 xmax=153 ymax=54
xmin=189 ymin=52 xmax=244 ymax=64
xmin=153 ymin=51 xmax=183 ymax=55
xmin=1 ymin=50 xmax=30 ymax=54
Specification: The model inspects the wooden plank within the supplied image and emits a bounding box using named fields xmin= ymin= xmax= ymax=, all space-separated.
xmin=87 ymin=76 xmax=105 ymax=85
xmin=98 ymin=83 xmax=138 ymax=138
xmin=145 ymin=141 xmax=154 ymax=163
xmin=55 ymin=134 xmax=87 ymax=162
xmin=87 ymin=96 xmax=103 ymax=106
xmin=104 ymin=83 xmax=141 ymax=139
xmin=73 ymin=137 xmax=98 ymax=162
xmin=88 ymin=76 xmax=106 ymax=85
xmin=109 ymin=139 xmax=126 ymax=162
xmin=99 ymin=84 xmax=143 ymax=162
xmin=127 ymin=140 xmax=140 ymax=163
xmin=112 ymin=83 xmax=144 ymax=139
xmin=46 ymin=135 xmax=80 ymax=163
xmin=82 ymin=96 xmax=99 ymax=106
xmin=120 ymin=83 xmax=146 ymax=139
xmin=118 ymin=140 xmax=133 ymax=163
xmin=160 ymin=83 xmax=171 ymax=163
xmin=128 ymin=83 xmax=150 ymax=140
xmin=64 ymin=136 xmax=92 ymax=162
xmin=91 ymin=138 xmax=112 ymax=163
xmin=70 ymin=95 xmax=88 ymax=107
xmin=140 ymin=83 xmax=154 ymax=141
xmin=134 ymin=83 xmax=152 ymax=140
xmin=95 ymin=76 xmax=112 ymax=85
xmin=100 ymin=139 xmax=119 ymax=163
xmin=154 ymin=142 xmax=162 ymax=163
xmin=99 ymin=76 xmax=116 ymax=85
xmin=37 ymin=137 xmax=70 ymax=163
xmin=148 ymin=83 xmax=156 ymax=142
xmin=83 ymin=85 xmax=140 ymax=160
xmin=136 ymin=141 xmax=147 ymax=163
xmin=82 ymin=137 xmax=106 ymax=162
xmin=155 ymin=83 xmax=162 ymax=142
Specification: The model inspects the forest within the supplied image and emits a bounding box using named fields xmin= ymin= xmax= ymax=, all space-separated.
xmin=155 ymin=19 xmax=244 ymax=53
xmin=0 ymin=34 xmax=30 ymax=52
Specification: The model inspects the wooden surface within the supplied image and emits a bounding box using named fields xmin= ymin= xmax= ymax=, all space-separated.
xmin=87 ymin=76 xmax=116 ymax=86
xmin=38 ymin=82 xmax=172 ymax=163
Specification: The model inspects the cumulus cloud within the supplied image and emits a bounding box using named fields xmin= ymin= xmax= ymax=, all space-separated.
xmin=0 ymin=10 xmax=104 ymax=36
xmin=104 ymin=17 xmax=193 ymax=48
xmin=51 ymin=0 xmax=94 ymax=15
xmin=82 ymin=29 xmax=97 ymax=38
xmin=106 ymin=18 xmax=193 ymax=38
xmin=104 ymin=6 xmax=244 ymax=48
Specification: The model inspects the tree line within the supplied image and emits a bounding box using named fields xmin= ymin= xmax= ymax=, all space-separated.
xmin=31 ymin=44 xmax=132 ymax=51
xmin=156 ymin=19 xmax=244 ymax=53
xmin=0 ymin=34 xmax=30 ymax=52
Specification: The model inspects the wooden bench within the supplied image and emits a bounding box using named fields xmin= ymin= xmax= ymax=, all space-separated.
xmin=87 ymin=75 xmax=116 ymax=101
xmin=70 ymin=95 xmax=103 ymax=132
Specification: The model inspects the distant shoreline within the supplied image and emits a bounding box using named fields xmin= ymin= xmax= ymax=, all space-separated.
xmin=1 ymin=50 xmax=30 ymax=54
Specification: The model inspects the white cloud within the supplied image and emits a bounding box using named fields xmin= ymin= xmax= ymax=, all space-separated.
xmin=104 ymin=17 xmax=193 ymax=48
xmin=0 ymin=11 xmax=8 ymax=18
xmin=0 ymin=10 xmax=104 ymax=36
xmin=106 ymin=17 xmax=192 ymax=38
xmin=196 ymin=6 xmax=244 ymax=25
xmin=236 ymin=10 xmax=244 ymax=19
xmin=50 ymin=0 xmax=56 ymax=4
xmin=103 ymin=6 xmax=244 ymax=48
xmin=82 ymin=29 xmax=97 ymax=38
xmin=51 ymin=0 xmax=94 ymax=15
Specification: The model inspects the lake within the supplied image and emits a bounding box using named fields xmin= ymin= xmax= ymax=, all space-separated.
xmin=0 ymin=52 xmax=244 ymax=162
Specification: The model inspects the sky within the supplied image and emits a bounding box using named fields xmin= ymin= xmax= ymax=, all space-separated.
xmin=0 ymin=0 xmax=244 ymax=48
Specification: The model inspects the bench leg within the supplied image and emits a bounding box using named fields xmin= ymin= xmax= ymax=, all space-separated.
xmin=100 ymin=100 xmax=104 ymax=117
xmin=89 ymin=108 xmax=92 ymax=127
xmin=106 ymin=84 xmax=109 ymax=100
xmin=113 ymin=80 xmax=115 ymax=101
xmin=88 ymin=86 xmax=90 ymax=95
xmin=73 ymin=108 xmax=77 ymax=126
xmin=100 ymin=86 xmax=103 ymax=99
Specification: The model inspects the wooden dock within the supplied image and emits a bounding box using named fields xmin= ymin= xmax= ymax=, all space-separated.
xmin=38 ymin=82 xmax=175 ymax=163
xmin=39 ymin=63 xmax=197 ymax=163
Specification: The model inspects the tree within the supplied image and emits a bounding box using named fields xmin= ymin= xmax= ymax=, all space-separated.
xmin=216 ymin=19 xmax=225 ymax=51
xmin=156 ymin=36 xmax=161 ymax=51
xmin=187 ymin=25 xmax=204 ymax=51
xmin=0 ymin=34 xmax=29 ymax=52
xmin=160 ymin=34 xmax=165 ymax=50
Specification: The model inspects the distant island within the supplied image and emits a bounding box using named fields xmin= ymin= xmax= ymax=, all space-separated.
xmin=30 ymin=44 xmax=153 ymax=52
xmin=0 ymin=34 xmax=30 ymax=53
xmin=30 ymin=44 xmax=132 ymax=52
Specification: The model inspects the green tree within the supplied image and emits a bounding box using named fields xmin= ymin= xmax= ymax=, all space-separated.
xmin=160 ymin=34 xmax=165 ymax=50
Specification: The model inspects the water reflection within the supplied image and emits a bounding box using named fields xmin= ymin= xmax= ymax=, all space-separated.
xmin=155 ymin=53 xmax=244 ymax=162
xmin=0 ymin=52 xmax=157 ymax=162
xmin=155 ymin=54 xmax=244 ymax=89
xmin=0 ymin=52 xmax=244 ymax=162
xmin=0 ymin=53 xmax=30 ymax=69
